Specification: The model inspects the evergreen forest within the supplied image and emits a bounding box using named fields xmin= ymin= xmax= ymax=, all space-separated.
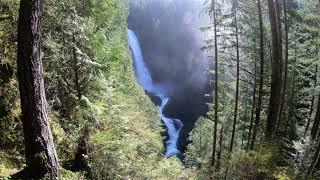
xmin=0 ymin=0 xmax=320 ymax=179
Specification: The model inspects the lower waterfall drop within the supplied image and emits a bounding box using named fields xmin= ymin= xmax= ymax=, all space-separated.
xmin=127 ymin=29 xmax=183 ymax=157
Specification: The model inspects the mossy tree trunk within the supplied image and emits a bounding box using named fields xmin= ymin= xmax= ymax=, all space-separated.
xmin=266 ymin=0 xmax=283 ymax=140
xmin=16 ymin=0 xmax=59 ymax=178
xmin=311 ymin=95 xmax=320 ymax=140
xmin=229 ymin=0 xmax=240 ymax=155
xmin=251 ymin=0 xmax=265 ymax=150
xmin=278 ymin=0 xmax=289 ymax=135
xmin=247 ymin=54 xmax=257 ymax=150
xmin=305 ymin=65 xmax=318 ymax=136
xmin=210 ymin=0 xmax=219 ymax=169
xmin=72 ymin=33 xmax=82 ymax=101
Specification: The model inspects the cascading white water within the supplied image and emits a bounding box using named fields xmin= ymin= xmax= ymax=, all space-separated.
xmin=128 ymin=29 xmax=183 ymax=157
xmin=159 ymin=97 xmax=183 ymax=157
xmin=127 ymin=30 xmax=154 ymax=93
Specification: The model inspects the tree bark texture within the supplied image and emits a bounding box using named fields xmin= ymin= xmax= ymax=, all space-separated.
xmin=266 ymin=0 xmax=283 ymax=140
xmin=17 ymin=0 xmax=59 ymax=178
xmin=251 ymin=0 xmax=265 ymax=149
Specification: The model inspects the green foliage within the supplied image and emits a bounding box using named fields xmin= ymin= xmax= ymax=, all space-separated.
xmin=185 ymin=117 xmax=213 ymax=168
xmin=227 ymin=144 xmax=276 ymax=178
xmin=184 ymin=117 xmax=218 ymax=178
xmin=150 ymin=158 xmax=195 ymax=179
xmin=89 ymin=91 xmax=164 ymax=178
xmin=0 ymin=0 xmax=19 ymax=65
xmin=0 ymin=79 xmax=22 ymax=151
xmin=59 ymin=168 xmax=85 ymax=179
xmin=0 ymin=0 xmax=23 ymax=158
xmin=0 ymin=151 xmax=24 ymax=178
xmin=224 ymin=144 xmax=294 ymax=179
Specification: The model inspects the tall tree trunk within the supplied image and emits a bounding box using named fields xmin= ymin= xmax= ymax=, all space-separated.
xmin=251 ymin=0 xmax=264 ymax=150
xmin=229 ymin=0 xmax=240 ymax=154
xmin=305 ymin=65 xmax=318 ymax=136
xmin=286 ymin=47 xmax=297 ymax=137
xmin=266 ymin=0 xmax=283 ymax=140
xmin=311 ymin=94 xmax=320 ymax=140
xmin=72 ymin=33 xmax=81 ymax=100
xmin=306 ymin=139 xmax=320 ymax=177
xmin=216 ymin=125 xmax=224 ymax=171
xmin=16 ymin=0 xmax=59 ymax=178
xmin=241 ymin=127 xmax=245 ymax=149
xmin=211 ymin=0 xmax=219 ymax=168
xmin=275 ymin=0 xmax=283 ymax=58
xmin=278 ymin=0 xmax=289 ymax=135
xmin=247 ymin=54 xmax=257 ymax=150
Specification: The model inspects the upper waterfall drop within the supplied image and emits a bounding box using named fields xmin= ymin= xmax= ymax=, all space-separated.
xmin=127 ymin=29 xmax=183 ymax=158
xmin=127 ymin=29 xmax=154 ymax=93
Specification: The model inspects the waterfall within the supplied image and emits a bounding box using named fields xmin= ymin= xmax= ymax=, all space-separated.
xmin=128 ymin=29 xmax=183 ymax=157
xmin=159 ymin=98 xmax=183 ymax=157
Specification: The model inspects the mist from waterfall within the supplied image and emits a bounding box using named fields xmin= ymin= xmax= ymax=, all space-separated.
xmin=128 ymin=29 xmax=183 ymax=157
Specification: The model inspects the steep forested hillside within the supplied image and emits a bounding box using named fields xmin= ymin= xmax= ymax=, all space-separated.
xmin=0 ymin=0 xmax=190 ymax=179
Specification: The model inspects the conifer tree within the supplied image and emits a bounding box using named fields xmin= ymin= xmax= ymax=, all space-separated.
xmin=15 ymin=0 xmax=59 ymax=178
xmin=266 ymin=0 xmax=283 ymax=140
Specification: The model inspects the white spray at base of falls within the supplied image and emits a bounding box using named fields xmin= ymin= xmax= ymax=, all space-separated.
xmin=128 ymin=29 xmax=183 ymax=157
